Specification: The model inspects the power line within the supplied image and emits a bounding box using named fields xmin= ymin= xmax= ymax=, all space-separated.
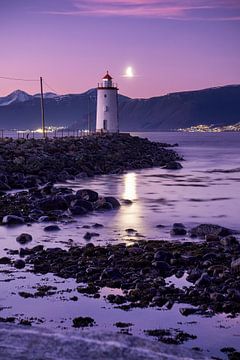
xmin=0 ymin=76 xmax=38 ymax=82
xmin=43 ymin=80 xmax=58 ymax=94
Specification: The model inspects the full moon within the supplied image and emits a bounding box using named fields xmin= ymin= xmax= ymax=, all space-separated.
xmin=125 ymin=66 xmax=134 ymax=77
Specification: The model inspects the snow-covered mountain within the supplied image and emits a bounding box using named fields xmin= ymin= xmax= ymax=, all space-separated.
xmin=0 ymin=90 xmax=59 ymax=107
xmin=0 ymin=90 xmax=32 ymax=106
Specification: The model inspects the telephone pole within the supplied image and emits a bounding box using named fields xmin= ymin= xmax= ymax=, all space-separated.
xmin=88 ymin=96 xmax=90 ymax=135
xmin=40 ymin=77 xmax=46 ymax=138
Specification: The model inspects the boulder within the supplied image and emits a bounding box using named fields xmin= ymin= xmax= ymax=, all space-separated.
xmin=44 ymin=225 xmax=61 ymax=232
xmin=164 ymin=161 xmax=182 ymax=170
xmin=190 ymin=224 xmax=233 ymax=238
xmin=71 ymin=199 xmax=94 ymax=212
xmin=76 ymin=189 xmax=98 ymax=202
xmin=2 ymin=215 xmax=24 ymax=225
xmin=14 ymin=259 xmax=25 ymax=269
xmin=231 ymin=258 xmax=240 ymax=273
xmin=69 ymin=206 xmax=88 ymax=216
xmin=16 ymin=233 xmax=32 ymax=244
xmin=104 ymin=197 xmax=121 ymax=209
xmin=0 ymin=257 xmax=11 ymax=265
xmin=35 ymin=196 xmax=68 ymax=211
xmin=171 ymin=223 xmax=187 ymax=236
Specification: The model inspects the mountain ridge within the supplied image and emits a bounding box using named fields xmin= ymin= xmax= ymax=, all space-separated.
xmin=0 ymin=85 xmax=239 ymax=130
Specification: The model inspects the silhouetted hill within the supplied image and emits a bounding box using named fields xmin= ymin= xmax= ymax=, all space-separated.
xmin=0 ymin=85 xmax=239 ymax=130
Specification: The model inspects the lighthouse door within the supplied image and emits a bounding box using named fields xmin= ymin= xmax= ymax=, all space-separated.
xmin=103 ymin=119 xmax=107 ymax=131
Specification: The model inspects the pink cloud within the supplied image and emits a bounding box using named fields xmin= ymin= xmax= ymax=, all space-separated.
xmin=44 ymin=0 xmax=240 ymax=20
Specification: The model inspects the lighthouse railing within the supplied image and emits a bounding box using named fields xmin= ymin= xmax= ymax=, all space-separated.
xmin=97 ymin=82 xmax=118 ymax=89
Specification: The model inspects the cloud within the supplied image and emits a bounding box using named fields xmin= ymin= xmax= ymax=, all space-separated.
xmin=44 ymin=0 xmax=240 ymax=21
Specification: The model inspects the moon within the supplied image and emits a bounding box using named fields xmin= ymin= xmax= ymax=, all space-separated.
xmin=125 ymin=66 xmax=134 ymax=77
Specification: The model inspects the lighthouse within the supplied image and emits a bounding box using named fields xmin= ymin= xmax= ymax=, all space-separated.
xmin=96 ymin=71 xmax=119 ymax=133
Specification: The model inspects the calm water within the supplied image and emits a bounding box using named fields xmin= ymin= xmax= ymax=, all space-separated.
xmin=0 ymin=132 xmax=240 ymax=359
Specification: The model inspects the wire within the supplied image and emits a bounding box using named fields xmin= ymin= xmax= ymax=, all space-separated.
xmin=43 ymin=80 xmax=58 ymax=94
xmin=0 ymin=76 xmax=38 ymax=82
xmin=0 ymin=75 xmax=59 ymax=94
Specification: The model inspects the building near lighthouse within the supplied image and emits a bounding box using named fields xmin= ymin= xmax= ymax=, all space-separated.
xmin=96 ymin=71 xmax=119 ymax=133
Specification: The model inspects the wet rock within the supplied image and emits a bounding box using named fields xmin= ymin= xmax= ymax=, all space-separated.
xmin=76 ymin=189 xmax=98 ymax=202
xmin=0 ymin=257 xmax=11 ymax=265
xmin=71 ymin=199 xmax=93 ymax=212
xmin=38 ymin=216 xmax=50 ymax=222
xmin=16 ymin=233 xmax=32 ymax=244
xmin=77 ymin=285 xmax=99 ymax=295
xmin=205 ymin=234 xmax=219 ymax=242
xmin=171 ymin=223 xmax=187 ymax=236
xmin=44 ymin=225 xmax=61 ymax=232
xmin=152 ymin=261 xmax=171 ymax=274
xmin=229 ymin=352 xmax=240 ymax=360
xmin=72 ymin=316 xmax=95 ymax=328
xmin=83 ymin=232 xmax=99 ymax=240
xmin=145 ymin=328 xmax=196 ymax=345
xmin=19 ymin=319 xmax=32 ymax=326
xmin=220 ymin=236 xmax=238 ymax=247
xmin=2 ymin=215 xmax=24 ymax=225
xmin=92 ymin=223 xmax=104 ymax=228
xmin=104 ymin=197 xmax=121 ymax=209
xmin=0 ymin=317 xmax=15 ymax=323
xmin=14 ymin=259 xmax=25 ymax=269
xmin=231 ymin=258 xmax=240 ymax=273
xmin=114 ymin=322 xmax=133 ymax=328
xmin=195 ymin=273 xmax=211 ymax=287
xmin=164 ymin=161 xmax=183 ymax=170
xmin=190 ymin=224 xmax=233 ymax=238
xmin=179 ymin=308 xmax=203 ymax=316
xmin=107 ymin=294 xmax=126 ymax=305
xmin=18 ymin=292 xmax=34 ymax=299
xmin=125 ymin=228 xmax=137 ymax=234
xmin=35 ymin=196 xmax=68 ymax=211
xmin=122 ymin=199 xmax=133 ymax=205
xmin=0 ymin=181 xmax=11 ymax=191
xmin=69 ymin=206 xmax=88 ymax=216
xmin=154 ymin=250 xmax=172 ymax=262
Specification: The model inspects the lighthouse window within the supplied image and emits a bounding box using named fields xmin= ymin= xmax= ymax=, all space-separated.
xmin=104 ymin=94 xmax=107 ymax=98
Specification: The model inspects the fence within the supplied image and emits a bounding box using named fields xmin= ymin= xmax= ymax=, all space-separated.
xmin=0 ymin=129 xmax=94 ymax=140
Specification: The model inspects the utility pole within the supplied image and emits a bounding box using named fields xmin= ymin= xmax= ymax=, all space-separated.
xmin=40 ymin=77 xmax=45 ymax=138
xmin=88 ymin=96 xmax=90 ymax=135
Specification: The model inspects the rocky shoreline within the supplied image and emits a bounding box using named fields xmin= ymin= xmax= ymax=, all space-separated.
xmin=2 ymin=223 xmax=239 ymax=318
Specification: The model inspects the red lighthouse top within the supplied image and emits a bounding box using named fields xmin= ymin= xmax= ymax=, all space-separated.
xmin=102 ymin=71 xmax=112 ymax=80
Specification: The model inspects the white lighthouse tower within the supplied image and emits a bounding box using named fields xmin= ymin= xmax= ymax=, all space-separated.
xmin=96 ymin=71 xmax=119 ymax=133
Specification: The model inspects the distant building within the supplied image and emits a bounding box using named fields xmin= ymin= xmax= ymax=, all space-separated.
xmin=96 ymin=71 xmax=119 ymax=133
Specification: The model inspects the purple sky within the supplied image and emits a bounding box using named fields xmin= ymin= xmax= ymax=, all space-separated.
xmin=0 ymin=0 xmax=240 ymax=98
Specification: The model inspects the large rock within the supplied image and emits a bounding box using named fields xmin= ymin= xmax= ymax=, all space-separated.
xmin=16 ymin=233 xmax=32 ymax=244
xmin=163 ymin=161 xmax=182 ymax=170
xmin=35 ymin=196 xmax=68 ymax=211
xmin=0 ymin=324 xmax=205 ymax=360
xmin=2 ymin=215 xmax=24 ymax=225
xmin=231 ymin=258 xmax=240 ymax=273
xmin=190 ymin=224 xmax=233 ymax=238
xmin=104 ymin=196 xmax=121 ymax=209
xmin=76 ymin=189 xmax=98 ymax=202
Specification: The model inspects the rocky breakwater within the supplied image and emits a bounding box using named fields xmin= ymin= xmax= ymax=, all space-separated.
xmin=18 ymin=223 xmax=240 ymax=317
xmin=0 ymin=133 xmax=182 ymax=191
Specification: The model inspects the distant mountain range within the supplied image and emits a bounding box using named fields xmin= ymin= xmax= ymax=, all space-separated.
xmin=0 ymin=85 xmax=239 ymax=131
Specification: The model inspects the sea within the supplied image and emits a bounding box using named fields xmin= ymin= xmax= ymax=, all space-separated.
xmin=0 ymin=131 xmax=239 ymax=358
